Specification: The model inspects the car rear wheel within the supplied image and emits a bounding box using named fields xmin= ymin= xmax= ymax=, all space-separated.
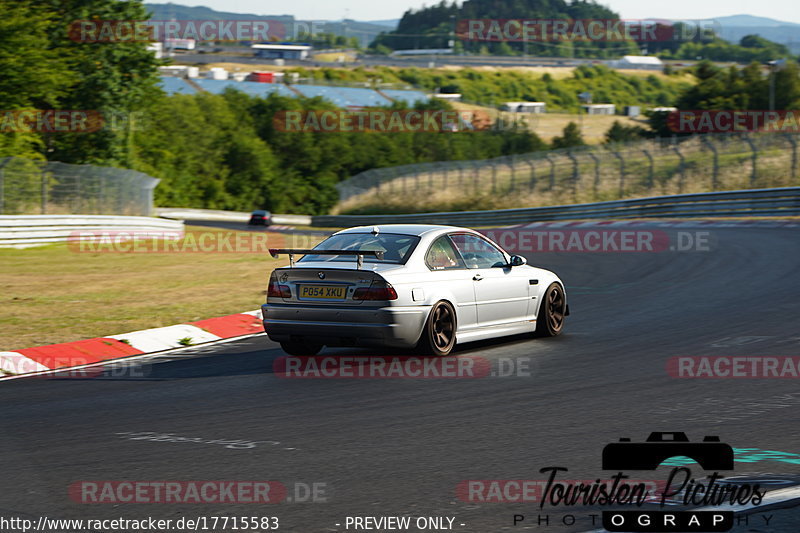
xmin=418 ymin=301 xmax=457 ymax=356
xmin=535 ymin=283 xmax=566 ymax=337
xmin=280 ymin=340 xmax=323 ymax=356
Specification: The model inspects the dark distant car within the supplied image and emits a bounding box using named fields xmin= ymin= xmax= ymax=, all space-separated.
xmin=248 ymin=210 xmax=272 ymax=226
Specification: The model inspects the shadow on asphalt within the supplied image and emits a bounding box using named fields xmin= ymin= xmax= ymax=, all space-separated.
xmin=39 ymin=331 xmax=569 ymax=382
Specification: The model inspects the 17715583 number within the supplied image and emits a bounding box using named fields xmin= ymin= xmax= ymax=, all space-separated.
xmin=197 ymin=516 xmax=279 ymax=530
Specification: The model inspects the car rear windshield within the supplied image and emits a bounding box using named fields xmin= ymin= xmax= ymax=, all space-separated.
xmin=299 ymin=233 xmax=420 ymax=265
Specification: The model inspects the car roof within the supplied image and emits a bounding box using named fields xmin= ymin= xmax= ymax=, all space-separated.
xmin=334 ymin=224 xmax=468 ymax=237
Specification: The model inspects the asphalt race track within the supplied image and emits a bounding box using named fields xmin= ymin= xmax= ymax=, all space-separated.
xmin=2 ymin=223 xmax=800 ymax=532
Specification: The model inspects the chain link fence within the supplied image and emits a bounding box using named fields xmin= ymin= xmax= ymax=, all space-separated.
xmin=335 ymin=133 xmax=800 ymax=213
xmin=0 ymin=157 xmax=159 ymax=216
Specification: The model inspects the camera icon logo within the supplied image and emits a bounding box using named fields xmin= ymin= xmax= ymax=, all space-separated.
xmin=602 ymin=432 xmax=734 ymax=471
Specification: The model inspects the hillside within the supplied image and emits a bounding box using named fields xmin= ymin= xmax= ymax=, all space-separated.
xmin=144 ymin=3 xmax=393 ymax=46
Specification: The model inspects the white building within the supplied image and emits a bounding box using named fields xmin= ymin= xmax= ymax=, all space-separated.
xmin=582 ymin=104 xmax=616 ymax=115
xmin=165 ymin=38 xmax=196 ymax=51
xmin=204 ymin=67 xmax=228 ymax=80
xmin=503 ymin=102 xmax=546 ymax=113
xmin=433 ymin=93 xmax=462 ymax=102
xmin=611 ymin=55 xmax=663 ymax=70
xmin=158 ymin=65 xmax=199 ymax=78
xmin=147 ymin=42 xmax=163 ymax=59
xmin=252 ymin=43 xmax=311 ymax=60
xmin=391 ymin=49 xmax=454 ymax=56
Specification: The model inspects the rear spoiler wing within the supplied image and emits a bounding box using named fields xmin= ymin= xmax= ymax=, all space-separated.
xmin=268 ymin=248 xmax=384 ymax=269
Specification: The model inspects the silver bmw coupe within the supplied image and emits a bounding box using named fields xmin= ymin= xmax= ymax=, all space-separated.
xmin=262 ymin=224 xmax=568 ymax=356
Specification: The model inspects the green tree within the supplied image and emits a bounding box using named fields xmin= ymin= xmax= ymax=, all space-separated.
xmin=604 ymin=121 xmax=649 ymax=144
xmin=552 ymin=122 xmax=585 ymax=149
xmin=0 ymin=0 xmax=74 ymax=110
xmin=29 ymin=0 xmax=162 ymax=165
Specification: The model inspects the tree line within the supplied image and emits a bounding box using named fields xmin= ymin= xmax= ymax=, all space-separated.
xmin=2 ymin=0 xmax=799 ymax=215
xmin=369 ymin=0 xmax=796 ymax=63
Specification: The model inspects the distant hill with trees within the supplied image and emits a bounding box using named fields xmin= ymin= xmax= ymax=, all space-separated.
xmin=371 ymin=0 xmax=634 ymax=58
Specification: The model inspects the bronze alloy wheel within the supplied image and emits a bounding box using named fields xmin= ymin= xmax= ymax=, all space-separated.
xmin=420 ymin=301 xmax=457 ymax=356
xmin=536 ymin=283 xmax=566 ymax=337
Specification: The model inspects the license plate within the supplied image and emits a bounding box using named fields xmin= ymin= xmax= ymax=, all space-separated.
xmin=299 ymin=285 xmax=346 ymax=299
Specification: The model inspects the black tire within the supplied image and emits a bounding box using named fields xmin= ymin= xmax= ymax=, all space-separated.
xmin=418 ymin=301 xmax=457 ymax=356
xmin=280 ymin=340 xmax=323 ymax=356
xmin=535 ymin=283 xmax=566 ymax=337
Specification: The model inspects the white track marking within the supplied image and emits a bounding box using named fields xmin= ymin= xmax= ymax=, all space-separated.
xmin=0 ymin=333 xmax=266 ymax=382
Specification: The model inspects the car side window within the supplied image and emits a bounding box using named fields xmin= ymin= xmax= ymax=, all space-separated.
xmin=425 ymin=236 xmax=466 ymax=270
xmin=449 ymin=234 xmax=507 ymax=269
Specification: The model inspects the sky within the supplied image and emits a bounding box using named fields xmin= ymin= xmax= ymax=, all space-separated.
xmin=145 ymin=0 xmax=800 ymax=24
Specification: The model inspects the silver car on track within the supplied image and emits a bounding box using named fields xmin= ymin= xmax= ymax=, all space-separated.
xmin=262 ymin=224 xmax=568 ymax=356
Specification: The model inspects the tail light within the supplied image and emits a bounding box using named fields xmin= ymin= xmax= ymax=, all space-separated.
xmin=353 ymin=280 xmax=398 ymax=301
xmin=267 ymin=272 xmax=291 ymax=298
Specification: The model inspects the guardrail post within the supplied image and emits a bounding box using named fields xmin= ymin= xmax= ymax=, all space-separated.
xmin=642 ymin=149 xmax=654 ymax=192
xmin=587 ymin=152 xmax=600 ymax=200
xmin=743 ymin=135 xmax=758 ymax=187
xmin=786 ymin=134 xmax=798 ymax=184
xmin=700 ymin=136 xmax=719 ymax=190
xmin=612 ymin=150 xmax=625 ymax=198
xmin=672 ymin=145 xmax=686 ymax=194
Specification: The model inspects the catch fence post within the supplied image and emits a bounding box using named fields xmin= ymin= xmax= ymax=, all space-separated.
xmin=672 ymin=145 xmax=686 ymax=194
xmin=611 ymin=149 xmax=625 ymax=198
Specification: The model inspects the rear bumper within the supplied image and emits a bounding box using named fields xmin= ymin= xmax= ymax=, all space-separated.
xmin=261 ymin=303 xmax=430 ymax=348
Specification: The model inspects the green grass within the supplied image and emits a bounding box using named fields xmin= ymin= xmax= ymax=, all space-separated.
xmin=0 ymin=226 xmax=322 ymax=351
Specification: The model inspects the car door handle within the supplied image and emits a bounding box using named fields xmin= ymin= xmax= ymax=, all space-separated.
xmin=473 ymin=274 xmax=483 ymax=281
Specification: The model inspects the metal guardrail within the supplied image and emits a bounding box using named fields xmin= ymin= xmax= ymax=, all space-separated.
xmin=311 ymin=187 xmax=800 ymax=227
xmin=156 ymin=208 xmax=312 ymax=226
xmin=0 ymin=215 xmax=185 ymax=248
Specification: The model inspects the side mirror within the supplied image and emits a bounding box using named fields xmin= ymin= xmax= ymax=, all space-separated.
xmin=510 ymin=255 xmax=527 ymax=267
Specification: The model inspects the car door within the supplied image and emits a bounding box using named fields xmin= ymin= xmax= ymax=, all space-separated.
xmin=424 ymin=235 xmax=478 ymax=332
xmin=449 ymin=233 xmax=530 ymax=327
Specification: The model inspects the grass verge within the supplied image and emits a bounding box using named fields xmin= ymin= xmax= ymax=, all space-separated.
xmin=0 ymin=226 xmax=323 ymax=351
